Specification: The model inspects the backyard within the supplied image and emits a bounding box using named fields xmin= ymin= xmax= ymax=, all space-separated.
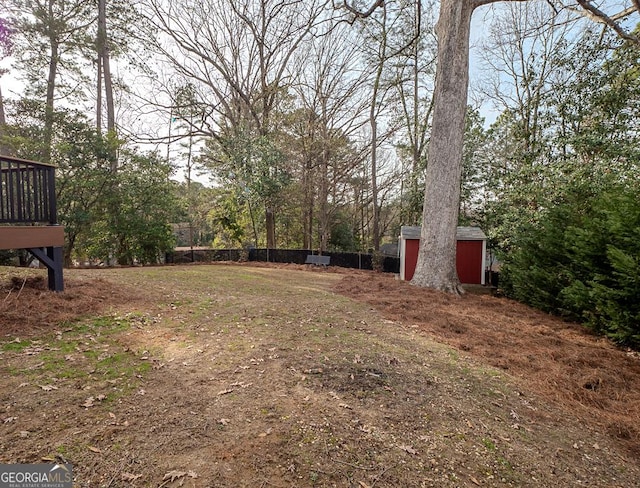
xmin=0 ymin=263 xmax=638 ymax=487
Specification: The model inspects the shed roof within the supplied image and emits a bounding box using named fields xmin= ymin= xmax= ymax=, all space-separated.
xmin=400 ymin=225 xmax=486 ymax=241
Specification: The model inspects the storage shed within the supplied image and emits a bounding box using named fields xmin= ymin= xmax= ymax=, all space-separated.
xmin=399 ymin=226 xmax=487 ymax=284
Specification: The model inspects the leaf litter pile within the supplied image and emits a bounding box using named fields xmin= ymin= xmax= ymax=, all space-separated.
xmin=0 ymin=263 xmax=639 ymax=488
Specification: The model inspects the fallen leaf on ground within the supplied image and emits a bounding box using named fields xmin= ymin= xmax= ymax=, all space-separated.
xmin=303 ymin=368 xmax=323 ymax=374
xmin=88 ymin=446 xmax=102 ymax=454
xmin=163 ymin=470 xmax=186 ymax=482
xmin=121 ymin=472 xmax=142 ymax=482
xmin=398 ymin=444 xmax=418 ymax=455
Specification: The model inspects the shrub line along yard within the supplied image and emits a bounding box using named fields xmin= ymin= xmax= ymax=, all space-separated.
xmin=0 ymin=263 xmax=638 ymax=487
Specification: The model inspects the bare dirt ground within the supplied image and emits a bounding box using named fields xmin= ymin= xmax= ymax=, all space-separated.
xmin=0 ymin=263 xmax=639 ymax=488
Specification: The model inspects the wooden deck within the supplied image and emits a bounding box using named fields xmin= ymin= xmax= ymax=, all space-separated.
xmin=1 ymin=154 xmax=64 ymax=291
xmin=0 ymin=225 xmax=64 ymax=250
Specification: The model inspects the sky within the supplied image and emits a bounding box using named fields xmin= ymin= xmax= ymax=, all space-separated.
xmin=470 ymin=5 xmax=501 ymax=125
xmin=0 ymin=7 xmax=499 ymax=121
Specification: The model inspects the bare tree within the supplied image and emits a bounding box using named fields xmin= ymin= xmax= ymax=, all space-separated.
xmin=143 ymin=0 xmax=331 ymax=249
xmin=390 ymin=0 xmax=437 ymax=226
xmin=290 ymin=22 xmax=369 ymax=251
xmin=479 ymin=1 xmax=577 ymax=153
xmin=354 ymin=0 xmax=421 ymax=251
xmin=363 ymin=2 xmax=391 ymax=252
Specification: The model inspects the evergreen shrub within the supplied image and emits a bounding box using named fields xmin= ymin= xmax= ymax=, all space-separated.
xmin=502 ymin=185 xmax=640 ymax=348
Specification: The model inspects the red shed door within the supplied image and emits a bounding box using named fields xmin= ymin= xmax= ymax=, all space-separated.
xmin=456 ymin=240 xmax=482 ymax=284
xmin=404 ymin=239 xmax=420 ymax=281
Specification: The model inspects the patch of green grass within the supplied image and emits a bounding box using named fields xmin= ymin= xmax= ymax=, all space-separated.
xmin=2 ymin=312 xmax=154 ymax=397
xmin=95 ymin=352 xmax=152 ymax=380
xmin=498 ymin=456 xmax=513 ymax=471
xmin=67 ymin=314 xmax=134 ymax=336
xmin=55 ymin=340 xmax=79 ymax=354
xmin=482 ymin=437 xmax=497 ymax=451
xmin=83 ymin=349 xmax=99 ymax=361
xmin=1 ymin=339 xmax=32 ymax=352
xmin=38 ymin=353 xmax=84 ymax=379
xmin=92 ymin=316 xmax=130 ymax=334
xmin=96 ymin=353 xmax=129 ymax=379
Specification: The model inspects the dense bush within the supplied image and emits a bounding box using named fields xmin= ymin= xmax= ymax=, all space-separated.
xmin=503 ymin=185 xmax=640 ymax=348
xmin=0 ymin=250 xmax=16 ymax=266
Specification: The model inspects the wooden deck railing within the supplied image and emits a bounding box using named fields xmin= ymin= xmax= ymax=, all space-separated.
xmin=0 ymin=154 xmax=64 ymax=291
xmin=1 ymin=155 xmax=57 ymax=224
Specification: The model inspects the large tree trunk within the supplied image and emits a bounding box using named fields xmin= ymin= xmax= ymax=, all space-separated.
xmin=42 ymin=41 xmax=58 ymax=164
xmin=302 ymin=154 xmax=314 ymax=249
xmin=410 ymin=0 xmax=475 ymax=294
xmin=370 ymin=90 xmax=380 ymax=252
xmin=96 ymin=53 xmax=103 ymax=134
xmin=368 ymin=4 xmax=388 ymax=253
xmin=0 ymin=84 xmax=9 ymax=155
xmin=42 ymin=0 xmax=58 ymax=165
xmin=402 ymin=0 xmax=633 ymax=293
xmin=319 ymin=147 xmax=330 ymax=253
xmin=98 ymin=0 xmax=117 ymax=171
xmin=318 ymin=101 xmax=330 ymax=253
xmin=0 ymin=85 xmax=5 ymax=127
xmin=266 ymin=206 xmax=276 ymax=250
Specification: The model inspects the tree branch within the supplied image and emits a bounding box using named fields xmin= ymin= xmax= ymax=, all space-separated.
xmin=339 ymin=0 xmax=384 ymax=20
xmin=472 ymin=0 xmax=528 ymax=9
xmin=575 ymin=0 xmax=639 ymax=43
xmin=610 ymin=6 xmax=637 ymax=22
xmin=545 ymin=0 xmax=559 ymax=15
xmin=472 ymin=0 xmax=639 ymax=43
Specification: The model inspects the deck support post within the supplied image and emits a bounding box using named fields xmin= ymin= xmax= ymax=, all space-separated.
xmin=27 ymin=246 xmax=64 ymax=292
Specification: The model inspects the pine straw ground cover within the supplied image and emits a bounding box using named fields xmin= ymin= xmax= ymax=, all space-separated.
xmin=0 ymin=263 xmax=638 ymax=488
xmin=334 ymin=273 xmax=640 ymax=456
